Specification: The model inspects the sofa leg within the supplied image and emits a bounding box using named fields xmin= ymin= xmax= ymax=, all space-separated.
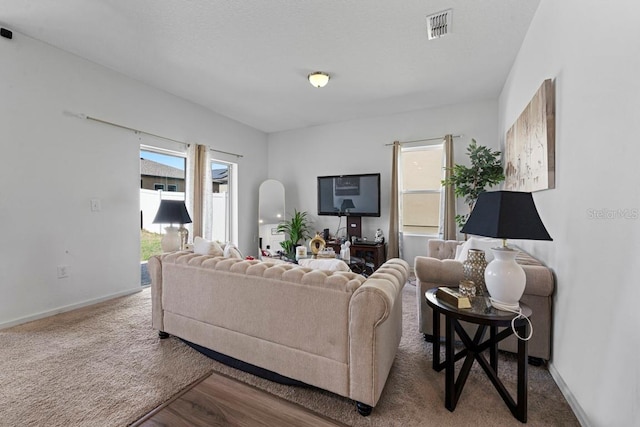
xmin=356 ymin=402 xmax=372 ymax=416
xmin=158 ymin=331 xmax=170 ymax=339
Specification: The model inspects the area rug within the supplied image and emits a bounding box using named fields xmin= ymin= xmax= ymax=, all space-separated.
xmin=0 ymin=290 xmax=215 ymax=426
xmin=0 ymin=285 xmax=579 ymax=426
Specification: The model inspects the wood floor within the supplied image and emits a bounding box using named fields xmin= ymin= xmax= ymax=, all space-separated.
xmin=132 ymin=371 xmax=348 ymax=427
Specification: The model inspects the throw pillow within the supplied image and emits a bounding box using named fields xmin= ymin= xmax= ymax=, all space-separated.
xmin=223 ymin=241 xmax=243 ymax=259
xmin=455 ymin=236 xmax=502 ymax=263
xmin=193 ymin=236 xmax=224 ymax=257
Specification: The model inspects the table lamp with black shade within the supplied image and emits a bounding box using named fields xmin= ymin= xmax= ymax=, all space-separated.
xmin=460 ymin=191 xmax=552 ymax=311
xmin=152 ymin=200 xmax=192 ymax=252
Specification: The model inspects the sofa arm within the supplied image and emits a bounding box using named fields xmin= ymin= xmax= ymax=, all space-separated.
xmin=148 ymin=255 xmax=164 ymax=332
xmin=348 ymin=276 xmax=404 ymax=407
xmin=414 ymin=256 xmax=464 ymax=286
xmin=414 ymin=256 xmax=464 ymax=335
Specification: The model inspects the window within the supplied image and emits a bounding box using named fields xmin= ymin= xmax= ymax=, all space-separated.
xmin=400 ymin=144 xmax=444 ymax=236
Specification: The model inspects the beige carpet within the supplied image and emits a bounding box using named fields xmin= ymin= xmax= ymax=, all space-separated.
xmin=0 ymin=285 xmax=579 ymax=426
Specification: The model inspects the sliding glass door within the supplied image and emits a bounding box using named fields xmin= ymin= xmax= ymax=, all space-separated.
xmin=208 ymin=160 xmax=231 ymax=243
xmin=139 ymin=147 xmax=186 ymax=284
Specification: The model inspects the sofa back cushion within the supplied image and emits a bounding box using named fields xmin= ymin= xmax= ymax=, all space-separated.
xmin=427 ymin=239 xmax=461 ymax=260
xmin=454 ymin=237 xmax=502 ymax=262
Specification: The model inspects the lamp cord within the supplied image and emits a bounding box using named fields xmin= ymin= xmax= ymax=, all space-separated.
xmin=489 ymin=299 xmax=534 ymax=341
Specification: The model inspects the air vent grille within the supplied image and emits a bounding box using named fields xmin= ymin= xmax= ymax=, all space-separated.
xmin=426 ymin=9 xmax=452 ymax=40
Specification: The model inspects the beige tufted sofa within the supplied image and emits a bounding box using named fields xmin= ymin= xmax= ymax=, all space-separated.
xmin=415 ymin=239 xmax=555 ymax=362
xmin=149 ymin=252 xmax=409 ymax=415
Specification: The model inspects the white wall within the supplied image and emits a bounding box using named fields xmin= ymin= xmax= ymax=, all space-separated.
xmin=267 ymin=99 xmax=499 ymax=264
xmin=498 ymin=1 xmax=640 ymax=425
xmin=0 ymin=32 xmax=267 ymax=327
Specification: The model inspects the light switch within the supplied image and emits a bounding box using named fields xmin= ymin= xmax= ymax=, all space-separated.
xmin=90 ymin=198 xmax=101 ymax=212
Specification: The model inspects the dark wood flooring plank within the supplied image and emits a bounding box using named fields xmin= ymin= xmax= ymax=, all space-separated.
xmin=136 ymin=372 xmax=348 ymax=427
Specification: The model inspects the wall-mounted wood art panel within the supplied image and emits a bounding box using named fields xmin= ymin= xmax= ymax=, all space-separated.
xmin=504 ymin=79 xmax=555 ymax=192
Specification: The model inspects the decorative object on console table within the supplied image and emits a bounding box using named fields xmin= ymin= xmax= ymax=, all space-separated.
xmin=435 ymin=287 xmax=471 ymax=309
xmin=317 ymin=247 xmax=337 ymax=258
xmin=309 ymin=232 xmax=326 ymax=255
xmin=152 ymin=200 xmax=192 ymax=252
xmin=462 ymin=249 xmax=488 ymax=295
xmin=458 ymin=280 xmax=476 ymax=298
xmin=340 ymin=241 xmax=351 ymax=262
xmin=295 ymin=245 xmax=307 ymax=260
xmin=374 ymin=228 xmax=385 ymax=243
xmin=461 ymin=191 xmax=552 ymax=311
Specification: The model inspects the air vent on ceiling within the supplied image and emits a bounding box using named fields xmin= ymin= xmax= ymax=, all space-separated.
xmin=426 ymin=9 xmax=452 ymax=40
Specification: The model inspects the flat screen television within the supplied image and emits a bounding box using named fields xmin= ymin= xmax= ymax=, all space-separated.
xmin=317 ymin=173 xmax=381 ymax=217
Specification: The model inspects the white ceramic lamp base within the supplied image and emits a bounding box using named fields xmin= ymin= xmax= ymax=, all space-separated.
xmin=484 ymin=247 xmax=526 ymax=311
xmin=161 ymin=226 xmax=181 ymax=252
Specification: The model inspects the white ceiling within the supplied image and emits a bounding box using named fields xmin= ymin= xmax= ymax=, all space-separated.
xmin=1 ymin=0 xmax=540 ymax=133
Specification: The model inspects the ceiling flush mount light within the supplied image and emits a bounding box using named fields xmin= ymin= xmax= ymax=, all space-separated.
xmin=308 ymin=72 xmax=330 ymax=88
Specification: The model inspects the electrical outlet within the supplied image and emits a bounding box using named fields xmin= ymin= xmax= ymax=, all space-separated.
xmin=57 ymin=265 xmax=70 ymax=279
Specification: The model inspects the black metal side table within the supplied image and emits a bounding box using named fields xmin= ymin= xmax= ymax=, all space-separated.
xmin=425 ymin=288 xmax=532 ymax=423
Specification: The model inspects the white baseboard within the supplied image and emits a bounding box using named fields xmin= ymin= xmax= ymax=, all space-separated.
xmin=0 ymin=287 xmax=143 ymax=330
xmin=548 ymin=362 xmax=590 ymax=427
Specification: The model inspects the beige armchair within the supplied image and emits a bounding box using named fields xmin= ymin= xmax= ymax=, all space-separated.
xmin=414 ymin=239 xmax=555 ymax=363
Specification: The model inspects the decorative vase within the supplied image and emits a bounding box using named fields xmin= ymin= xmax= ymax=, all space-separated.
xmin=463 ymin=249 xmax=488 ymax=295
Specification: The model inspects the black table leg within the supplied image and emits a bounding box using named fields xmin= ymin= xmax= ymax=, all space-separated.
xmin=490 ymin=325 xmax=498 ymax=372
xmin=433 ymin=306 xmax=441 ymax=370
xmin=445 ymin=315 xmax=456 ymax=411
xmin=516 ymin=323 xmax=528 ymax=423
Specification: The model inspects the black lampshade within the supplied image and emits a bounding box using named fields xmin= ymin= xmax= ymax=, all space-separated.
xmin=152 ymin=200 xmax=192 ymax=225
xmin=460 ymin=191 xmax=552 ymax=241
xmin=340 ymin=199 xmax=355 ymax=211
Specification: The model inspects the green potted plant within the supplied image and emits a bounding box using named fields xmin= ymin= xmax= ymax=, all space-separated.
xmin=442 ymin=139 xmax=505 ymax=228
xmin=276 ymin=209 xmax=312 ymax=258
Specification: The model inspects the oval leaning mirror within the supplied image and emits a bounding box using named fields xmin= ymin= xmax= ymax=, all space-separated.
xmin=259 ymin=179 xmax=285 ymax=257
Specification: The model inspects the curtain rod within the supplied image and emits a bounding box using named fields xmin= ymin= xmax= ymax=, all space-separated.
xmin=63 ymin=110 xmax=244 ymax=158
xmin=385 ymin=134 xmax=462 ymax=146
